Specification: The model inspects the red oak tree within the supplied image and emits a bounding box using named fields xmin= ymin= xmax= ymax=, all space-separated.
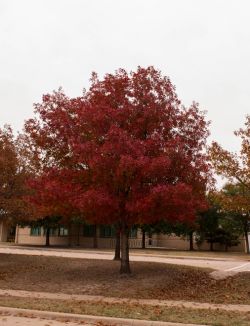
xmin=25 ymin=67 xmax=211 ymax=273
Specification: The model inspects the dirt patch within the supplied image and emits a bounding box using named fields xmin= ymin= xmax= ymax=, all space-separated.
xmin=0 ymin=253 xmax=250 ymax=304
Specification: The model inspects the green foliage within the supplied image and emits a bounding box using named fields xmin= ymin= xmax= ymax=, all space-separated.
xmin=197 ymin=195 xmax=242 ymax=250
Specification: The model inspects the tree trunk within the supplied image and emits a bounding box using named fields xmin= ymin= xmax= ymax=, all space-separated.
xmin=113 ymin=229 xmax=121 ymax=260
xmin=120 ymin=223 xmax=131 ymax=274
xmin=210 ymin=241 xmax=214 ymax=251
xmin=77 ymin=224 xmax=80 ymax=246
xmin=68 ymin=223 xmax=72 ymax=247
xmin=189 ymin=231 xmax=194 ymax=251
xmin=45 ymin=227 xmax=50 ymax=247
xmin=148 ymin=231 xmax=152 ymax=246
xmin=93 ymin=225 xmax=98 ymax=249
xmin=142 ymin=230 xmax=146 ymax=249
xmin=244 ymin=222 xmax=250 ymax=254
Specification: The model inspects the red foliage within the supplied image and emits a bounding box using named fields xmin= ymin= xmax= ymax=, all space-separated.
xmin=25 ymin=66 xmax=211 ymax=228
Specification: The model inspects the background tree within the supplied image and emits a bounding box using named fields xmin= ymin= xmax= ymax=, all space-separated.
xmin=145 ymin=220 xmax=197 ymax=251
xmin=25 ymin=67 xmax=211 ymax=273
xmin=176 ymin=223 xmax=196 ymax=251
xmin=0 ymin=126 xmax=33 ymax=227
xmin=113 ymin=223 xmax=121 ymax=260
xmin=219 ymin=183 xmax=250 ymax=253
xmin=197 ymin=196 xmax=222 ymax=251
xmin=210 ymin=117 xmax=250 ymax=253
xmin=197 ymin=190 xmax=243 ymax=251
xmin=139 ymin=223 xmax=154 ymax=249
xmin=209 ymin=116 xmax=250 ymax=190
xmin=216 ymin=215 xmax=241 ymax=251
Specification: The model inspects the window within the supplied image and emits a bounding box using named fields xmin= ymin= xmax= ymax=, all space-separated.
xmin=43 ymin=228 xmax=59 ymax=236
xmin=30 ymin=227 xmax=41 ymax=236
xmin=59 ymin=227 xmax=68 ymax=236
xmin=42 ymin=227 xmax=68 ymax=236
xmin=100 ymin=225 xmax=115 ymax=238
xmin=50 ymin=228 xmax=59 ymax=236
xmin=83 ymin=224 xmax=96 ymax=237
xmin=129 ymin=227 xmax=137 ymax=238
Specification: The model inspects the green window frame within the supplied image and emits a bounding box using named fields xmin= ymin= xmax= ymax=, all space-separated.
xmin=43 ymin=228 xmax=59 ymax=236
xmin=30 ymin=227 xmax=41 ymax=236
xmin=129 ymin=227 xmax=137 ymax=238
xmin=100 ymin=225 xmax=115 ymax=238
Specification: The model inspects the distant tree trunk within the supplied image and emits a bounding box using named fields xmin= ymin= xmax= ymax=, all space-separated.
xmin=93 ymin=225 xmax=98 ymax=249
xmin=189 ymin=231 xmax=194 ymax=251
xmin=210 ymin=241 xmax=214 ymax=251
xmin=113 ymin=228 xmax=121 ymax=260
xmin=148 ymin=231 xmax=152 ymax=246
xmin=45 ymin=227 xmax=50 ymax=247
xmin=243 ymin=222 xmax=249 ymax=254
xmin=68 ymin=223 xmax=72 ymax=247
xmin=142 ymin=229 xmax=146 ymax=249
xmin=77 ymin=224 xmax=80 ymax=246
xmin=120 ymin=222 xmax=131 ymax=274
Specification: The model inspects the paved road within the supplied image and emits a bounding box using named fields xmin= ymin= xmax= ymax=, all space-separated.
xmin=1 ymin=245 xmax=250 ymax=275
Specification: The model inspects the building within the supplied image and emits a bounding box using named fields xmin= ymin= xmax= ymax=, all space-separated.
xmin=0 ymin=219 xmax=249 ymax=252
xmin=0 ymin=220 xmax=15 ymax=242
xmin=15 ymin=224 xmax=142 ymax=248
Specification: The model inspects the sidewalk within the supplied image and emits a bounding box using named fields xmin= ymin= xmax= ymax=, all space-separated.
xmin=0 ymin=314 xmax=93 ymax=326
xmin=1 ymin=243 xmax=248 ymax=261
xmin=0 ymin=306 xmax=208 ymax=326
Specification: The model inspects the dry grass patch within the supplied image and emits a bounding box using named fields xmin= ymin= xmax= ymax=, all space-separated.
xmin=0 ymin=296 xmax=250 ymax=326
xmin=0 ymin=253 xmax=250 ymax=304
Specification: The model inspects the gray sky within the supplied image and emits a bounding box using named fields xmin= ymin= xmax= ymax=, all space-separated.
xmin=0 ymin=0 xmax=250 ymax=157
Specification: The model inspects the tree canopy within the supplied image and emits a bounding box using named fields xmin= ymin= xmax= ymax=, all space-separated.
xmin=25 ymin=66 xmax=211 ymax=273
xmin=209 ymin=115 xmax=250 ymax=190
xmin=0 ymin=126 xmax=33 ymax=224
xmin=209 ymin=116 xmax=250 ymax=253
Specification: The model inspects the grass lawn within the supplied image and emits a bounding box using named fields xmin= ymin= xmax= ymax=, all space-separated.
xmin=0 ymin=296 xmax=249 ymax=326
xmin=0 ymin=253 xmax=250 ymax=304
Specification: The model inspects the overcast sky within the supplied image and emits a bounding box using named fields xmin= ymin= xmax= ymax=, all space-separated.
xmin=0 ymin=0 xmax=250 ymax=157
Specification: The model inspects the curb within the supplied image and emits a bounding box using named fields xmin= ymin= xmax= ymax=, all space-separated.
xmin=0 ymin=306 xmax=208 ymax=326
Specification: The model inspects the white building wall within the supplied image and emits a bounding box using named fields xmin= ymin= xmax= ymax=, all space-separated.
xmin=16 ymin=226 xmax=143 ymax=248
xmin=15 ymin=226 xmax=247 ymax=252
